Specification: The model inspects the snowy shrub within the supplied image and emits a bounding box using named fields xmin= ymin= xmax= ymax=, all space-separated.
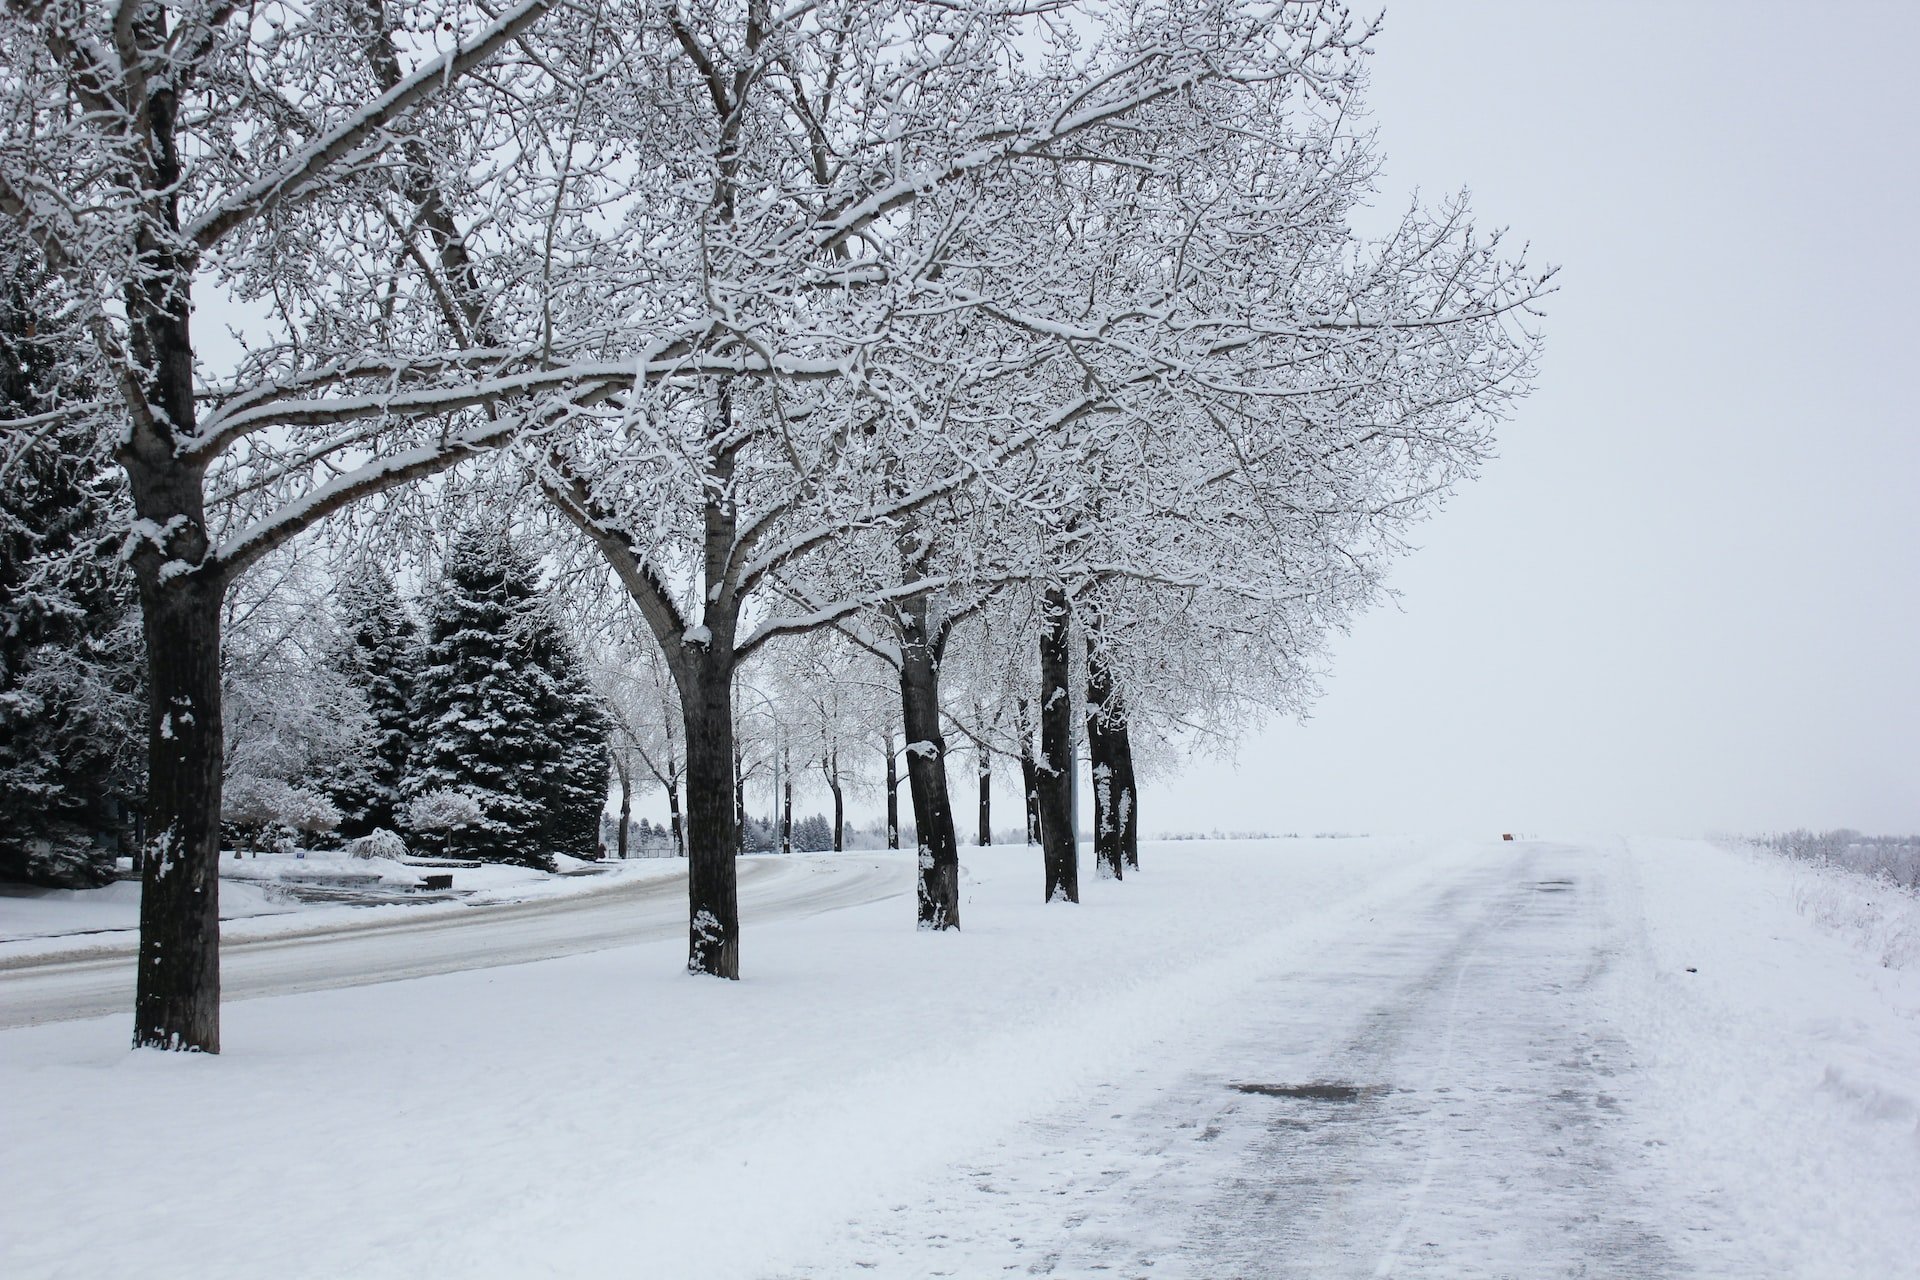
xmin=282 ymin=789 xmax=342 ymax=836
xmin=1744 ymin=831 xmax=1920 ymax=969
xmin=1790 ymin=868 xmax=1920 ymax=970
xmin=222 ymin=775 xmax=340 ymax=853
xmin=222 ymin=774 xmax=292 ymax=831
xmin=1754 ymin=829 xmax=1920 ymax=889
xmin=345 ymin=828 xmax=410 ymax=861
xmin=401 ymin=788 xmax=484 ymax=833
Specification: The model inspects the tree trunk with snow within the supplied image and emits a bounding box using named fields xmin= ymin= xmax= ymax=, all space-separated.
xmin=119 ymin=154 xmax=226 ymax=1050
xmin=668 ymin=773 xmax=685 ymax=857
xmin=1018 ymin=698 xmax=1040 ymax=845
xmin=1115 ymin=721 xmax=1140 ymax=871
xmin=780 ymin=746 xmax=793 ymax=856
xmin=615 ymin=757 xmax=632 ymax=860
xmin=884 ymin=729 xmax=901 ymax=850
xmin=896 ymin=593 xmax=961 ymax=929
xmin=825 ymin=751 xmax=845 ymax=852
xmin=1085 ymin=645 xmax=1130 ymax=882
xmin=978 ymin=749 xmax=992 ymax=846
xmin=131 ymin=573 xmax=226 ymax=1052
xmin=733 ymin=743 xmax=747 ymax=854
xmin=1036 ymin=587 xmax=1078 ymax=904
xmin=679 ymin=655 xmax=740 ymax=977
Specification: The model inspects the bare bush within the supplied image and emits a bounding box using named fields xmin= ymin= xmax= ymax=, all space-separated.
xmin=1754 ymin=830 xmax=1920 ymax=891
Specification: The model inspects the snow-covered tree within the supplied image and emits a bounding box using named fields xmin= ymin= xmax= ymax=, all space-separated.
xmin=590 ymin=635 xmax=685 ymax=860
xmin=220 ymin=774 xmax=340 ymax=854
xmin=218 ymin=550 xmax=379 ymax=854
xmin=0 ymin=0 xmax=709 ymax=1049
xmin=0 ymin=230 xmax=144 ymax=886
xmin=405 ymin=527 xmax=606 ymax=868
xmin=323 ymin=563 xmax=423 ymax=838
xmin=532 ymin=0 xmax=1380 ymax=972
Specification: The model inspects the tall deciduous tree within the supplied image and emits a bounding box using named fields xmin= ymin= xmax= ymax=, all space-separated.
xmin=529 ymin=0 xmax=1391 ymax=970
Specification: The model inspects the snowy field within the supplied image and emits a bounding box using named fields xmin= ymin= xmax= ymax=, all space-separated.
xmin=3 ymin=837 xmax=1916 ymax=1279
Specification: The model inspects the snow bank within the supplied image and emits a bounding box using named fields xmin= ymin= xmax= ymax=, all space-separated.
xmin=1619 ymin=837 xmax=1920 ymax=1279
xmin=1787 ymin=857 xmax=1920 ymax=970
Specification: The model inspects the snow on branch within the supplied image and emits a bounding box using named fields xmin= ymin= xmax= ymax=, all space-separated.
xmin=185 ymin=0 xmax=561 ymax=254
xmin=213 ymin=418 xmax=520 ymax=580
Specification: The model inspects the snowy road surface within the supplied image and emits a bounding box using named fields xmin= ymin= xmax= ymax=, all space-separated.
xmin=0 ymin=853 xmax=902 ymax=1030
xmin=4 ymin=839 xmax=1916 ymax=1279
xmin=781 ymin=842 xmax=1677 ymax=1277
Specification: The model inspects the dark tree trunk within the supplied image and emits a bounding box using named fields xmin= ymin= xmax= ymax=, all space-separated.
xmin=896 ymin=595 xmax=960 ymax=929
xmin=977 ymin=748 xmax=992 ymax=846
xmin=120 ymin=89 xmax=227 ymax=1048
xmin=615 ymin=761 xmax=632 ymax=860
xmin=1085 ymin=646 xmax=1127 ymax=882
xmin=732 ymin=743 xmax=746 ymax=853
xmin=1036 ymin=587 xmax=1078 ymax=904
xmin=1115 ymin=721 xmax=1140 ymax=871
xmin=679 ymin=658 xmax=739 ymax=978
xmin=826 ymin=751 xmax=844 ymax=852
xmin=884 ymin=729 xmax=900 ymax=850
xmin=667 ymin=773 xmax=685 ymax=857
xmin=1017 ymin=698 xmax=1040 ymax=845
xmin=780 ymin=745 xmax=793 ymax=856
xmin=131 ymin=576 xmax=225 ymax=1051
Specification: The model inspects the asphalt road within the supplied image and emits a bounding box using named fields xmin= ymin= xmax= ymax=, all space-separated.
xmin=0 ymin=854 xmax=909 ymax=1031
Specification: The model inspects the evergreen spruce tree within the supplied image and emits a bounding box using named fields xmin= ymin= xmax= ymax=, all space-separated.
xmin=537 ymin=627 xmax=612 ymax=861
xmin=403 ymin=528 xmax=609 ymax=868
xmin=0 ymin=230 xmax=144 ymax=887
xmin=324 ymin=563 xmax=422 ymax=838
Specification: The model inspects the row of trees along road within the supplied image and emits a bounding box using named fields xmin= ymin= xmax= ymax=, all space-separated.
xmin=0 ymin=0 xmax=1549 ymax=1051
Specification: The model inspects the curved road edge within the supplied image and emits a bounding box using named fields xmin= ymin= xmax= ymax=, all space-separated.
xmin=0 ymin=854 xmax=912 ymax=1030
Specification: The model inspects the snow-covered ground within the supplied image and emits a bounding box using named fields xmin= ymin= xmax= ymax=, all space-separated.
xmin=3 ymin=837 xmax=1915 ymax=1279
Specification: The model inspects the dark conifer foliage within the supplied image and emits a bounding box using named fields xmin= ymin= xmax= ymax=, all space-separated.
xmin=539 ymin=624 xmax=613 ymax=861
xmin=404 ymin=528 xmax=609 ymax=868
xmin=324 ymin=564 xmax=422 ymax=838
xmin=0 ymin=235 xmax=143 ymax=887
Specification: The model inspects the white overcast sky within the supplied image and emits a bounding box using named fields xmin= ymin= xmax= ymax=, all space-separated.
xmin=1156 ymin=1 xmax=1920 ymax=839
